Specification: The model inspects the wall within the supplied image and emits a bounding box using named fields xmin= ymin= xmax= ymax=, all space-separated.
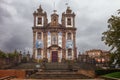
xmin=0 ymin=70 xmax=26 ymax=78
xmin=78 ymin=69 xmax=95 ymax=78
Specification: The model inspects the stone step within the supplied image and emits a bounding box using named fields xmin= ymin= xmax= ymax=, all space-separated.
xmin=44 ymin=70 xmax=70 ymax=72
xmin=11 ymin=78 xmax=104 ymax=80
xmin=30 ymin=74 xmax=91 ymax=79
xmin=44 ymin=63 xmax=69 ymax=70
xmin=30 ymin=71 xmax=91 ymax=79
xmin=36 ymin=71 xmax=77 ymax=74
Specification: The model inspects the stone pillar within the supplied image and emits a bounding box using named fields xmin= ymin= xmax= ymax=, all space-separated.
xmin=18 ymin=51 xmax=22 ymax=63
xmin=43 ymin=31 xmax=47 ymax=58
xmin=73 ymin=31 xmax=77 ymax=59
xmin=33 ymin=31 xmax=36 ymax=59
xmin=27 ymin=51 xmax=30 ymax=62
xmin=62 ymin=31 xmax=66 ymax=59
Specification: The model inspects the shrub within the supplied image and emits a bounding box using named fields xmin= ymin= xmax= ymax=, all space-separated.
xmin=95 ymin=69 xmax=120 ymax=75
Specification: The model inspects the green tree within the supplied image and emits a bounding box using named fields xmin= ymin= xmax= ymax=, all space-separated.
xmin=102 ymin=10 xmax=120 ymax=64
xmin=0 ymin=50 xmax=7 ymax=58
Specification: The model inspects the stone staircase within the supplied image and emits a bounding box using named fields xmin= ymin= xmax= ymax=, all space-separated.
xmin=30 ymin=71 xmax=91 ymax=79
xmin=11 ymin=63 xmax=39 ymax=69
xmin=8 ymin=62 xmax=100 ymax=79
xmin=29 ymin=63 xmax=91 ymax=79
xmin=44 ymin=63 xmax=69 ymax=71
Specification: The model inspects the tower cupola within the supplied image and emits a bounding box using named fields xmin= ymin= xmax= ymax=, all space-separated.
xmin=33 ymin=5 xmax=48 ymax=27
xmin=61 ymin=7 xmax=75 ymax=27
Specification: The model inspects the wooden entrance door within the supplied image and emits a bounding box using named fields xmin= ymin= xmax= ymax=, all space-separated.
xmin=52 ymin=51 xmax=58 ymax=62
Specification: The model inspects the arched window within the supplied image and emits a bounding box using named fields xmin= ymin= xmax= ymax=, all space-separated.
xmin=68 ymin=49 xmax=72 ymax=56
xmin=67 ymin=33 xmax=72 ymax=40
xmin=67 ymin=18 xmax=71 ymax=25
xmin=38 ymin=17 xmax=42 ymax=25
xmin=37 ymin=49 xmax=41 ymax=56
xmin=37 ymin=32 xmax=41 ymax=39
xmin=52 ymin=34 xmax=57 ymax=45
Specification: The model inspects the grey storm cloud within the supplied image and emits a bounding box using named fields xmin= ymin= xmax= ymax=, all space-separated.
xmin=0 ymin=0 xmax=120 ymax=54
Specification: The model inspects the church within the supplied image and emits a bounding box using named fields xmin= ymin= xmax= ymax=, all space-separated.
xmin=32 ymin=5 xmax=77 ymax=62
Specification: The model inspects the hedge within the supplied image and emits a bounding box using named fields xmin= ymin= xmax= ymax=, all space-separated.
xmin=95 ymin=69 xmax=120 ymax=75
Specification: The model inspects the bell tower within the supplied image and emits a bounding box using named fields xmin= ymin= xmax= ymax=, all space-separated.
xmin=61 ymin=6 xmax=77 ymax=60
xmin=61 ymin=7 xmax=75 ymax=27
xmin=32 ymin=5 xmax=48 ymax=59
xmin=33 ymin=5 xmax=48 ymax=27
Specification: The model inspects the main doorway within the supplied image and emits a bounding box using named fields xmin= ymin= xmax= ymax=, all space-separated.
xmin=52 ymin=51 xmax=58 ymax=62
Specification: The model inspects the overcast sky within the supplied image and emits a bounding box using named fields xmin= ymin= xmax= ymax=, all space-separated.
xmin=0 ymin=0 xmax=120 ymax=54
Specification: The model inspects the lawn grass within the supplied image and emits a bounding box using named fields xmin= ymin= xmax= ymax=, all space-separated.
xmin=103 ymin=72 xmax=120 ymax=79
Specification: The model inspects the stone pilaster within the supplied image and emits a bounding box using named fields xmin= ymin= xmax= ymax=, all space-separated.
xmin=33 ymin=31 xmax=36 ymax=59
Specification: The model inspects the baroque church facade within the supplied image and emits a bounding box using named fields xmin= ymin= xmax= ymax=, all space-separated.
xmin=32 ymin=5 xmax=77 ymax=62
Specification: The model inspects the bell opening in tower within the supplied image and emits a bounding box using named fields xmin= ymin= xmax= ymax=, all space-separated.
xmin=67 ymin=18 xmax=71 ymax=25
xmin=37 ymin=17 xmax=42 ymax=25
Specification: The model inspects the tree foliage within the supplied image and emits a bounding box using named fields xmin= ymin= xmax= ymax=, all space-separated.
xmin=102 ymin=10 xmax=120 ymax=64
xmin=0 ymin=49 xmax=19 ymax=58
xmin=0 ymin=50 xmax=7 ymax=58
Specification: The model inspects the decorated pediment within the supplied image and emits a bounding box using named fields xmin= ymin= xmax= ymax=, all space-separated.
xmin=50 ymin=10 xmax=59 ymax=27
